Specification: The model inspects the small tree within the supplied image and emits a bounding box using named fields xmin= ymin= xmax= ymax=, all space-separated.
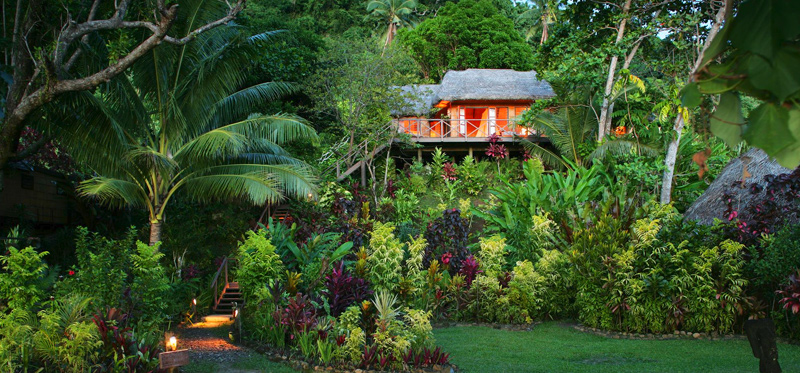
xmin=75 ymin=3 xmax=316 ymax=245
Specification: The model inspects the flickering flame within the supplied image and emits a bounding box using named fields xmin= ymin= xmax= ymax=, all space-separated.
xmin=168 ymin=336 xmax=177 ymax=351
xmin=192 ymin=298 xmax=197 ymax=305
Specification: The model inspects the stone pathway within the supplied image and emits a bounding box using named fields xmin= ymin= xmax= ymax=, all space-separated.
xmin=176 ymin=320 xmax=280 ymax=373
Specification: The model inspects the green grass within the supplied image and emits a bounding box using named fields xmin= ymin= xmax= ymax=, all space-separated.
xmin=434 ymin=322 xmax=800 ymax=373
xmin=181 ymin=354 xmax=298 ymax=373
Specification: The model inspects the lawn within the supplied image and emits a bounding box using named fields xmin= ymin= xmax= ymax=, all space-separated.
xmin=434 ymin=322 xmax=800 ymax=373
xmin=181 ymin=355 xmax=298 ymax=373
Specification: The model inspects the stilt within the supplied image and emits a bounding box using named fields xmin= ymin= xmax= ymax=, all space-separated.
xmin=360 ymin=161 xmax=366 ymax=187
xmin=417 ymin=149 xmax=422 ymax=162
xmin=469 ymin=147 xmax=473 ymax=157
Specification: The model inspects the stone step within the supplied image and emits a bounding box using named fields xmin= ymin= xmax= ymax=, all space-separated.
xmin=203 ymin=314 xmax=233 ymax=323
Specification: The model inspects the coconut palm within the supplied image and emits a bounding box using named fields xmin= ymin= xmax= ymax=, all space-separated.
xmin=67 ymin=0 xmax=317 ymax=245
xmin=367 ymin=0 xmax=419 ymax=49
xmin=517 ymin=0 xmax=560 ymax=44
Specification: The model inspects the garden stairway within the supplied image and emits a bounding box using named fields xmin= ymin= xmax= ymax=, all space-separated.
xmin=204 ymin=256 xmax=242 ymax=322
xmin=319 ymin=121 xmax=397 ymax=184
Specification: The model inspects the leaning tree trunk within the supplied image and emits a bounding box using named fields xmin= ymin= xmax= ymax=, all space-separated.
xmin=660 ymin=0 xmax=730 ymax=204
xmin=383 ymin=22 xmax=397 ymax=51
xmin=597 ymin=0 xmax=632 ymax=141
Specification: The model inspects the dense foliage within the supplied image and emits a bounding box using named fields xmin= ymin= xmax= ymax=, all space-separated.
xmin=398 ymin=0 xmax=535 ymax=80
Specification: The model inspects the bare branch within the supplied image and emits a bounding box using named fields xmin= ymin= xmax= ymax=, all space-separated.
xmin=54 ymin=0 xmax=133 ymax=72
xmin=63 ymin=0 xmax=103 ymax=71
xmin=163 ymin=0 xmax=245 ymax=45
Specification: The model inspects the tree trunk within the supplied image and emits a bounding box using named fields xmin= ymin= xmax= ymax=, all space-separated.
xmin=149 ymin=220 xmax=163 ymax=246
xmin=540 ymin=16 xmax=549 ymax=45
xmin=602 ymin=37 xmax=645 ymax=134
xmin=597 ymin=0 xmax=633 ymax=141
xmin=383 ymin=22 xmax=397 ymax=51
xmin=660 ymin=0 xmax=730 ymax=204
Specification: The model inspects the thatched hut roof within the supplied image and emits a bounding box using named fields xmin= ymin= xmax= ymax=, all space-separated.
xmin=392 ymin=69 xmax=556 ymax=117
xmin=435 ymin=69 xmax=556 ymax=102
xmin=391 ymin=84 xmax=440 ymax=117
xmin=685 ymin=148 xmax=794 ymax=225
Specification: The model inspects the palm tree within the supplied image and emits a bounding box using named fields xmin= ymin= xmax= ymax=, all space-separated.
xmin=367 ymin=0 xmax=419 ymax=49
xmin=519 ymin=104 xmax=656 ymax=170
xmin=67 ymin=0 xmax=317 ymax=245
xmin=517 ymin=0 xmax=560 ymax=44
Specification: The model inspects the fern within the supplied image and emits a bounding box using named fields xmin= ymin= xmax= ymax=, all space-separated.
xmin=33 ymin=294 xmax=101 ymax=372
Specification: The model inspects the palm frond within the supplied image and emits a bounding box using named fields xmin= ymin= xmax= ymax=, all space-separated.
xmin=78 ymin=178 xmax=148 ymax=209
xmin=589 ymin=138 xmax=660 ymax=160
xmin=124 ymin=145 xmax=180 ymax=177
xmin=205 ymin=82 xmax=297 ymax=130
xmin=181 ymin=172 xmax=283 ymax=205
xmin=519 ymin=139 xmax=569 ymax=170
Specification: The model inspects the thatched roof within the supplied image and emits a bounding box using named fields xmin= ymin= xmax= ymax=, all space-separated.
xmin=391 ymin=84 xmax=439 ymax=117
xmin=435 ymin=69 xmax=556 ymax=102
xmin=392 ymin=69 xmax=556 ymax=117
xmin=685 ymin=148 xmax=794 ymax=225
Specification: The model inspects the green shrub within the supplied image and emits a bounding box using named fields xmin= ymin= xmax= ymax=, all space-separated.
xmin=236 ymin=229 xmax=285 ymax=301
xmin=507 ymin=250 xmax=574 ymax=321
xmin=0 ymin=309 xmax=37 ymax=370
xmin=60 ymin=227 xmax=136 ymax=310
xmin=342 ymin=327 xmax=365 ymax=363
xmin=570 ymin=210 xmax=748 ymax=334
xmin=130 ymin=241 xmax=172 ymax=329
xmin=475 ymin=159 xmax=610 ymax=251
xmin=748 ymin=224 xmax=800 ymax=300
xmin=403 ymin=308 xmax=434 ymax=350
xmin=393 ymin=190 xmax=420 ymax=223
xmin=367 ymin=222 xmax=404 ymax=292
xmin=0 ymin=245 xmax=50 ymax=312
xmin=455 ymin=155 xmax=489 ymax=196
xmin=33 ymin=294 xmax=101 ymax=372
xmin=477 ymin=235 xmax=506 ymax=278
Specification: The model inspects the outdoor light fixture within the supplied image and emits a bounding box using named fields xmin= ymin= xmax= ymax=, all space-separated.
xmin=168 ymin=336 xmax=177 ymax=351
xmin=234 ymin=308 xmax=239 ymax=318
xmin=192 ymin=298 xmax=197 ymax=305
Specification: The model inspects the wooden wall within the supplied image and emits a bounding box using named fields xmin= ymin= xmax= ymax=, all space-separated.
xmin=0 ymin=169 xmax=73 ymax=225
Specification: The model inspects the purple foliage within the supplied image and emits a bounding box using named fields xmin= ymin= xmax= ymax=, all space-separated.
xmin=280 ymin=293 xmax=318 ymax=334
xmin=402 ymin=347 xmax=450 ymax=367
xmin=322 ymin=261 xmax=373 ymax=317
xmin=424 ymin=209 xmax=471 ymax=274
xmin=723 ymin=167 xmax=800 ymax=246
xmin=458 ymin=255 xmax=482 ymax=288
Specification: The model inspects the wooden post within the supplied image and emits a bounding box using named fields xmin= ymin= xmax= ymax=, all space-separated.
xmin=360 ymin=161 xmax=366 ymax=187
xmin=417 ymin=149 xmax=422 ymax=162
xmin=469 ymin=147 xmax=473 ymax=157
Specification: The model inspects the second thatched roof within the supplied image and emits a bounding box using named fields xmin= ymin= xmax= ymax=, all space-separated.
xmin=435 ymin=69 xmax=556 ymax=102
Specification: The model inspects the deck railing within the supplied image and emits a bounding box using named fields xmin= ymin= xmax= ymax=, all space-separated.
xmin=395 ymin=118 xmax=538 ymax=141
xmin=210 ymin=256 xmax=237 ymax=311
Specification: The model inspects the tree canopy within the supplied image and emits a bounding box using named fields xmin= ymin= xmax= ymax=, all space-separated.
xmin=397 ymin=0 xmax=535 ymax=80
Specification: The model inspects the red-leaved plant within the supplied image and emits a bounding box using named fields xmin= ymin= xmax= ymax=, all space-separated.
xmin=322 ymin=261 xmax=373 ymax=317
xmin=777 ymin=269 xmax=800 ymax=314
